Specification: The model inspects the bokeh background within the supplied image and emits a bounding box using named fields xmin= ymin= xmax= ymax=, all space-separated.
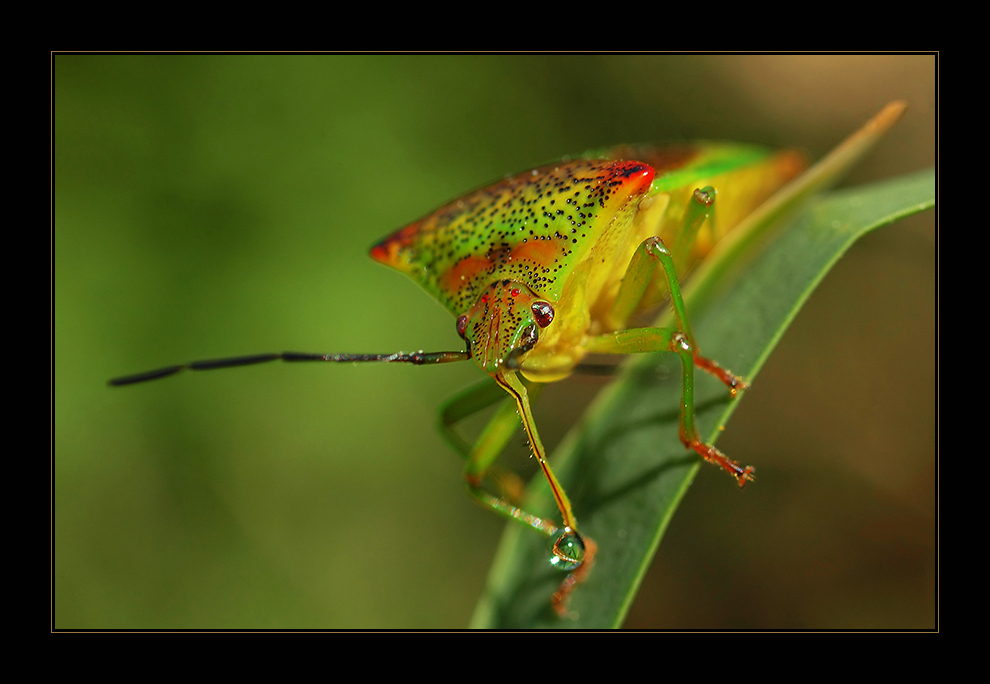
xmin=54 ymin=55 xmax=936 ymax=629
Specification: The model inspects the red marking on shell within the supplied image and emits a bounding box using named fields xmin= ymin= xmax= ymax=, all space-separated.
xmin=369 ymin=221 xmax=424 ymax=266
xmin=510 ymin=239 xmax=560 ymax=270
xmin=440 ymin=255 xmax=494 ymax=297
xmin=603 ymin=146 xmax=697 ymax=176
xmin=606 ymin=161 xmax=654 ymax=192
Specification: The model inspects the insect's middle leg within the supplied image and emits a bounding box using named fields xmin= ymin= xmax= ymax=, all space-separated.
xmin=589 ymin=232 xmax=753 ymax=485
xmin=585 ymin=326 xmax=754 ymax=484
xmin=438 ymin=378 xmax=533 ymax=504
xmin=608 ymin=234 xmax=746 ymax=395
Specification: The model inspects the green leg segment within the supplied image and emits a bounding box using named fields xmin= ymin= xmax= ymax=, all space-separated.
xmin=437 ymin=376 xmax=576 ymax=540
xmin=438 ymin=374 xmax=594 ymax=614
xmin=590 ymin=231 xmax=754 ymax=485
xmin=606 ymin=186 xmax=715 ymax=332
xmin=493 ymin=371 xmax=595 ymax=614
xmin=610 ymin=234 xmax=746 ymax=394
xmin=437 ymin=378 xmax=510 ymax=460
xmin=438 ymin=378 xmax=532 ymax=506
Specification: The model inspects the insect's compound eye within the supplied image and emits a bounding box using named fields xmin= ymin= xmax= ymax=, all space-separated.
xmin=456 ymin=314 xmax=469 ymax=339
xmin=532 ymin=301 xmax=555 ymax=328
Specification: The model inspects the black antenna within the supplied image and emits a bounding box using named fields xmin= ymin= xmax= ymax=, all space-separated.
xmin=109 ymin=350 xmax=472 ymax=387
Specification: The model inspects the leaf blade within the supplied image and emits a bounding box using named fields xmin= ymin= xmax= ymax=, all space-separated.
xmin=471 ymin=167 xmax=935 ymax=628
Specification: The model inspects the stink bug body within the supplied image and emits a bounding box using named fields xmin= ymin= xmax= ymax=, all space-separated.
xmin=110 ymin=102 xmax=908 ymax=617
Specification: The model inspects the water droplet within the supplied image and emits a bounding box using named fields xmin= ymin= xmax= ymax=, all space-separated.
xmin=548 ymin=529 xmax=585 ymax=572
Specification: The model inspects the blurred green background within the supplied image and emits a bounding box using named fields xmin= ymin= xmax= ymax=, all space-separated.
xmin=54 ymin=55 xmax=936 ymax=629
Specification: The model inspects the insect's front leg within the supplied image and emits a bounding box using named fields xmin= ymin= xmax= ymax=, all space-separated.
xmin=441 ymin=372 xmax=595 ymax=615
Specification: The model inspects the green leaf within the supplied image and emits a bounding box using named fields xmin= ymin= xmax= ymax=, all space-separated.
xmin=471 ymin=167 xmax=936 ymax=628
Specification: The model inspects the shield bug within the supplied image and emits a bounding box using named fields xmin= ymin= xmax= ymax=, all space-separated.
xmin=110 ymin=102 xmax=907 ymax=616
